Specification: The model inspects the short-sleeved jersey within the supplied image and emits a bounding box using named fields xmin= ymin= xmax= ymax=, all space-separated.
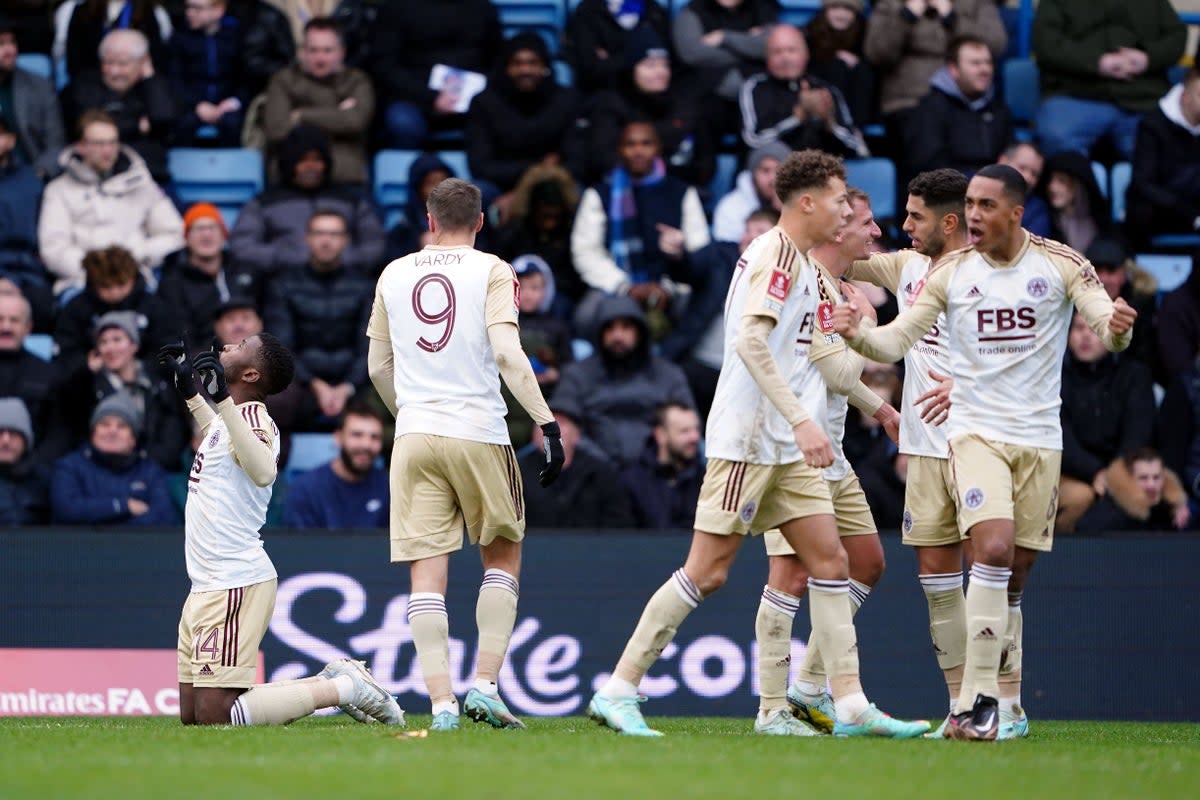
xmin=368 ymin=245 xmax=520 ymax=445
xmin=849 ymin=233 xmax=1130 ymax=451
xmin=849 ymin=250 xmax=954 ymax=459
xmin=706 ymin=227 xmax=824 ymax=465
xmin=185 ymin=401 xmax=280 ymax=592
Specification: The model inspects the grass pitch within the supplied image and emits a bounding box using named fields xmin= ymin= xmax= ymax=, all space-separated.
xmin=1 ymin=716 xmax=1197 ymax=800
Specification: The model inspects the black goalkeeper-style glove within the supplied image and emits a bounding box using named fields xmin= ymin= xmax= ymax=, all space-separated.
xmin=156 ymin=342 xmax=198 ymax=399
xmin=539 ymin=421 xmax=564 ymax=487
xmin=192 ymin=344 xmax=229 ymax=403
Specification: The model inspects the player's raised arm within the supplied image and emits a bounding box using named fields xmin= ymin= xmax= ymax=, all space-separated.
xmin=1062 ymin=258 xmax=1136 ymax=353
xmin=158 ymin=342 xmax=218 ymax=431
xmin=834 ymin=261 xmax=951 ymax=363
xmin=193 ymin=350 xmax=277 ymax=487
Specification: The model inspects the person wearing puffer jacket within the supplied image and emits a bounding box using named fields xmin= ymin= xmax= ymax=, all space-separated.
xmin=36 ymin=110 xmax=183 ymax=296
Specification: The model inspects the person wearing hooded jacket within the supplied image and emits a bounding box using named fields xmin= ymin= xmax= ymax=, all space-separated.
xmin=711 ymin=142 xmax=787 ymax=243
xmin=1126 ymin=67 xmax=1200 ymax=249
xmin=37 ymin=110 xmax=183 ymax=296
xmin=466 ymin=32 xmax=582 ymax=205
xmin=563 ymin=0 xmax=672 ymax=95
xmin=1036 ymin=150 xmax=1112 ymax=256
xmin=578 ymin=26 xmax=716 ymax=188
xmin=550 ymin=294 xmax=694 ymax=466
xmin=229 ymin=125 xmax=384 ymax=276
xmin=903 ymin=34 xmax=1013 ymax=178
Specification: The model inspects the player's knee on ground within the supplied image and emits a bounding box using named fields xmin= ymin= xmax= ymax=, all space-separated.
xmin=193 ymin=688 xmax=241 ymax=725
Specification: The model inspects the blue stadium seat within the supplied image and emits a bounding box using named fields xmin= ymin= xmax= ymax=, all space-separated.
xmin=15 ymin=53 xmax=52 ymax=80
xmin=777 ymin=0 xmax=822 ymax=26
xmin=23 ymin=333 xmax=54 ymax=362
xmin=373 ymin=150 xmax=471 ymax=230
xmin=845 ymin=157 xmax=896 ymax=220
xmin=1149 ymin=233 xmax=1200 ymax=250
xmin=1109 ymin=161 xmax=1130 ymax=222
xmin=1003 ymin=58 xmax=1039 ymax=126
xmin=167 ymin=148 xmax=264 ymax=228
xmin=285 ymin=433 xmax=339 ymax=477
xmin=1137 ymin=254 xmax=1192 ymax=293
xmin=496 ymin=0 xmax=565 ymax=53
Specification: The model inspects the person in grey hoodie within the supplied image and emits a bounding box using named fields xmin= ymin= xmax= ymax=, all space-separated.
xmin=550 ymin=294 xmax=694 ymax=466
xmin=903 ymin=34 xmax=1013 ymax=179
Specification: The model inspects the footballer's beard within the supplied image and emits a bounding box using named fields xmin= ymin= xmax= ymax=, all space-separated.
xmin=339 ymin=449 xmax=374 ymax=477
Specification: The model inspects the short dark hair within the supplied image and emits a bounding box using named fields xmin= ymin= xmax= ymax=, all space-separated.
xmin=83 ymin=246 xmax=139 ymax=287
xmin=747 ymin=208 xmax=781 ymax=227
xmin=303 ymin=16 xmax=343 ymax=45
xmin=774 ymin=149 xmax=846 ymax=205
xmin=654 ymin=402 xmax=695 ymax=429
xmin=426 ymin=178 xmax=482 ymax=232
xmin=1122 ymin=446 xmax=1163 ymax=471
xmin=338 ymin=400 xmax=387 ymax=429
xmin=946 ymin=34 xmax=990 ymax=65
xmin=1002 ymin=141 xmax=1042 ymax=162
xmin=77 ymin=109 xmax=119 ymax=140
xmin=254 ymin=332 xmax=295 ymax=396
xmin=908 ymin=168 xmax=968 ymax=221
xmin=973 ymin=164 xmax=1027 ymax=205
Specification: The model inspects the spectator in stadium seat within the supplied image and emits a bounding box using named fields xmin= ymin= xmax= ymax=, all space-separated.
xmin=61 ymin=0 xmax=171 ymax=82
xmin=1032 ymin=0 xmax=1185 ymax=161
xmin=804 ymin=0 xmax=875 ymax=130
xmin=1126 ymin=67 xmax=1200 ymax=249
xmin=49 ymin=310 xmax=188 ymax=471
xmin=0 ymin=13 xmax=66 ymax=178
xmin=1056 ymin=313 xmax=1155 ymax=533
xmin=1156 ymin=249 xmax=1200 ymax=381
xmin=904 ymin=34 xmax=1013 ymax=178
xmin=563 ymin=0 xmax=671 ymax=95
xmin=229 ymin=125 xmax=384 ymax=276
xmin=578 ymin=26 xmax=716 ymax=189
xmin=672 ymin=0 xmax=774 ymax=138
xmin=621 ymin=403 xmax=704 ymax=530
xmin=211 ymin=296 xmax=262 ymax=349
xmin=494 ymin=164 xmax=583 ymax=317
xmin=466 ymin=32 xmax=582 ymax=224
xmin=50 ymin=391 xmax=176 ymax=526
xmin=570 ymin=121 xmax=711 ymax=344
xmin=551 ymin=294 xmax=695 ymax=466
xmin=0 ymin=117 xmax=53 ymax=331
xmin=263 ymin=210 xmax=374 ymax=431
xmin=157 ymin=203 xmax=259 ymax=354
xmin=1077 ymin=448 xmax=1191 ymax=532
xmin=711 ymin=141 xmax=787 ymax=243
xmin=519 ymin=400 xmax=636 ymax=529
xmin=267 ymin=0 xmax=374 ymax=70
xmin=282 ymin=401 xmax=389 ymax=529
xmin=0 ymin=292 xmax=57 ymax=458
xmin=63 ymin=29 xmax=178 ymax=184
xmin=996 ymin=142 xmax=1051 ymax=238
xmin=1037 ymin=150 xmax=1112 ymax=255
xmin=383 ymin=152 xmax=456 ymax=263
xmin=168 ymin=0 xmax=249 ymax=147
xmin=53 ymin=245 xmax=174 ymax=377
xmin=39 ymin=111 xmax=183 ymax=295
xmin=0 ymin=397 xmax=50 ymax=525
xmin=1086 ymin=238 xmax=1159 ymax=378
xmin=262 ymin=16 xmax=374 ymax=186
xmin=740 ymin=23 xmax=869 ymax=158
xmin=228 ymin=0 xmax=295 ymax=98
xmin=864 ymin=0 xmax=1006 ymax=162
xmin=371 ymin=0 xmax=502 ymax=149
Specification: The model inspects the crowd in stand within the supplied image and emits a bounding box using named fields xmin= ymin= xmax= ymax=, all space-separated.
xmin=2 ymin=0 xmax=1200 ymax=534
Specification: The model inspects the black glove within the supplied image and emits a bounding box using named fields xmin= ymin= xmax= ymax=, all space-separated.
xmin=538 ymin=420 xmax=564 ymax=487
xmin=192 ymin=344 xmax=229 ymax=402
xmin=155 ymin=341 xmax=197 ymax=399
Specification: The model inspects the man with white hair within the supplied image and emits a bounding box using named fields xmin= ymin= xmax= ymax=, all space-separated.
xmin=62 ymin=28 xmax=178 ymax=183
xmin=0 ymin=291 xmax=56 ymax=459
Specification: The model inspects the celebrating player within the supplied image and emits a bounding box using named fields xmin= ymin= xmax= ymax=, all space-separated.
xmin=756 ymin=188 xmax=904 ymax=735
xmin=161 ymin=335 xmax=404 ymax=727
xmin=833 ymin=165 xmax=1137 ymax=740
xmin=366 ymin=178 xmax=564 ymax=731
xmin=838 ymin=168 xmax=980 ymax=736
xmin=586 ymin=150 xmax=928 ymax=738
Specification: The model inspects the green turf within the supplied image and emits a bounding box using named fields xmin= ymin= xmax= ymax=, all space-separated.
xmin=1 ymin=716 xmax=1197 ymax=800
